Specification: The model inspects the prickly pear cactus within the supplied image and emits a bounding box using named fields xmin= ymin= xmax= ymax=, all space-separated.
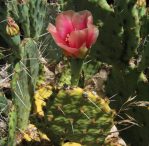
xmin=6 ymin=38 xmax=39 ymax=146
xmin=2 ymin=0 xmax=149 ymax=145
xmin=7 ymin=0 xmax=48 ymax=38
xmin=11 ymin=38 xmax=39 ymax=130
xmin=35 ymin=87 xmax=114 ymax=146
xmin=0 ymin=0 xmax=48 ymax=141
xmin=0 ymin=1 xmax=58 ymax=146
xmin=58 ymin=0 xmax=149 ymax=145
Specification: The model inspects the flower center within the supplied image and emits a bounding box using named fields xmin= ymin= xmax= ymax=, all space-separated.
xmin=65 ymin=34 xmax=70 ymax=44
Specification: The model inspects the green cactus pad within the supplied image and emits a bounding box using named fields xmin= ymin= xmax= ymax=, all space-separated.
xmin=11 ymin=38 xmax=39 ymax=130
xmin=42 ymin=87 xmax=114 ymax=146
xmin=7 ymin=0 xmax=48 ymax=38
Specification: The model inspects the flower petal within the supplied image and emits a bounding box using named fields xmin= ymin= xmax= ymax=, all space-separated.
xmin=72 ymin=10 xmax=93 ymax=30
xmin=57 ymin=43 xmax=79 ymax=57
xmin=86 ymin=24 xmax=99 ymax=48
xmin=47 ymin=23 xmax=65 ymax=44
xmin=68 ymin=29 xmax=88 ymax=48
xmin=56 ymin=10 xmax=75 ymax=39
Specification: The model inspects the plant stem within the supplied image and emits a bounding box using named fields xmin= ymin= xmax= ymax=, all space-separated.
xmin=70 ymin=58 xmax=84 ymax=86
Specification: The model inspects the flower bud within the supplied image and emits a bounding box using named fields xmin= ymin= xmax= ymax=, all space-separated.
xmin=78 ymin=47 xmax=88 ymax=58
xmin=17 ymin=0 xmax=27 ymax=4
xmin=6 ymin=17 xmax=20 ymax=36
xmin=136 ymin=0 xmax=146 ymax=7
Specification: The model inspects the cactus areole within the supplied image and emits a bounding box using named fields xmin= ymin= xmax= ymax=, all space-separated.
xmin=48 ymin=10 xmax=99 ymax=58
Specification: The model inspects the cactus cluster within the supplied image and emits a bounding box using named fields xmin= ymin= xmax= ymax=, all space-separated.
xmin=1 ymin=0 xmax=149 ymax=146
xmin=7 ymin=0 xmax=48 ymax=38
xmin=60 ymin=0 xmax=149 ymax=145
xmin=61 ymin=0 xmax=149 ymax=146
xmin=0 ymin=0 xmax=48 ymax=145
xmin=2 ymin=0 xmax=113 ymax=145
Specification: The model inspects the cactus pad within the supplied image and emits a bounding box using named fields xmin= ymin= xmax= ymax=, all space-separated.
xmin=42 ymin=87 xmax=114 ymax=146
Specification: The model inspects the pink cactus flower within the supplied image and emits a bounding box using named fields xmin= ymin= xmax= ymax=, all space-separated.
xmin=48 ymin=10 xmax=99 ymax=58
